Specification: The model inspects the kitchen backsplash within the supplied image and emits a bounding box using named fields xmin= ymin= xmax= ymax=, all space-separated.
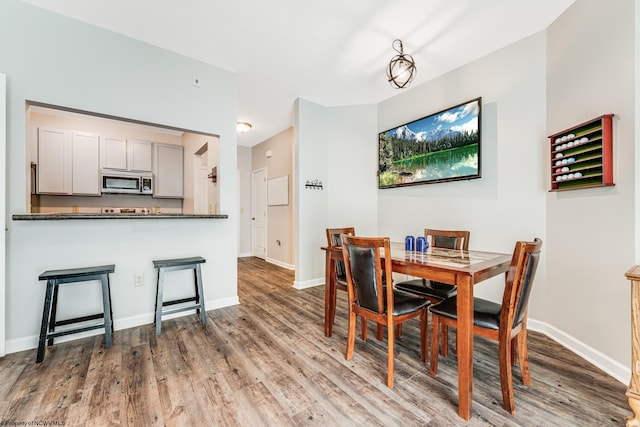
xmin=33 ymin=194 xmax=183 ymax=214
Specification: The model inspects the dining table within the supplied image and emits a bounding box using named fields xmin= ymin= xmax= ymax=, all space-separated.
xmin=321 ymin=241 xmax=513 ymax=421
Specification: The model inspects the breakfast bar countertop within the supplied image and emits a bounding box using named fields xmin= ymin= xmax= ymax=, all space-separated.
xmin=12 ymin=213 xmax=229 ymax=220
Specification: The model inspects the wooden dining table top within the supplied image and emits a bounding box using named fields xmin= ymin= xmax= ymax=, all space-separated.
xmin=322 ymin=242 xmax=512 ymax=285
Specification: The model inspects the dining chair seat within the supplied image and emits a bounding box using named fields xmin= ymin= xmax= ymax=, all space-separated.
xmin=389 ymin=290 xmax=430 ymax=316
xmin=395 ymin=279 xmax=456 ymax=300
xmin=429 ymin=296 xmax=501 ymax=330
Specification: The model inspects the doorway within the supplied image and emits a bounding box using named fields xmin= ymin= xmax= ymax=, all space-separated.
xmin=251 ymin=167 xmax=267 ymax=259
xmin=194 ymin=143 xmax=209 ymax=214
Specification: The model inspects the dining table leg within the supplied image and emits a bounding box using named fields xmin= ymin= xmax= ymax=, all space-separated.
xmin=456 ymin=275 xmax=474 ymax=420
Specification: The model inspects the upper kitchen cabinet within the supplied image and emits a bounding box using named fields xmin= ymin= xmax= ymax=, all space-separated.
xmin=37 ymin=127 xmax=100 ymax=196
xmin=71 ymin=131 xmax=100 ymax=195
xmin=37 ymin=127 xmax=70 ymax=194
xmin=154 ymin=143 xmax=184 ymax=198
xmin=101 ymin=138 xmax=152 ymax=172
xmin=129 ymin=140 xmax=153 ymax=172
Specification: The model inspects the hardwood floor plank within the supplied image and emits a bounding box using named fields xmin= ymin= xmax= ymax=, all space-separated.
xmin=0 ymin=257 xmax=630 ymax=426
xmin=120 ymin=343 xmax=164 ymax=426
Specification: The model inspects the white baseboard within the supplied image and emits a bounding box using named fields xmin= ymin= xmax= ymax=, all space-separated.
xmin=528 ymin=318 xmax=628 ymax=384
xmin=5 ymin=296 xmax=240 ymax=355
xmin=238 ymin=252 xmax=253 ymax=258
xmin=265 ymin=257 xmax=295 ymax=270
xmin=293 ymin=277 xmax=324 ymax=290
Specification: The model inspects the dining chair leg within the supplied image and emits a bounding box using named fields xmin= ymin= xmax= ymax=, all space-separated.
xmin=429 ymin=315 xmax=440 ymax=376
xmin=395 ymin=324 xmax=402 ymax=338
xmin=420 ymin=309 xmax=428 ymax=363
xmin=330 ymin=289 xmax=338 ymax=329
xmin=518 ymin=330 xmax=532 ymax=386
xmin=387 ymin=321 xmax=395 ymax=388
xmin=377 ymin=324 xmax=384 ymax=341
xmin=346 ymin=310 xmax=357 ymax=361
xmin=361 ymin=318 xmax=368 ymax=341
xmin=441 ymin=324 xmax=449 ymax=356
xmin=498 ymin=336 xmax=516 ymax=414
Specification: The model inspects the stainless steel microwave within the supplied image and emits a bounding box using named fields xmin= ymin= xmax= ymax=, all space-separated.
xmin=101 ymin=171 xmax=153 ymax=195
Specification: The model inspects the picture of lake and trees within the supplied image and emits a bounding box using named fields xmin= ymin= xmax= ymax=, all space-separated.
xmin=378 ymin=98 xmax=481 ymax=188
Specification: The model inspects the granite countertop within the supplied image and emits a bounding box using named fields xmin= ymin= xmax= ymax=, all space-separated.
xmin=12 ymin=213 xmax=229 ymax=220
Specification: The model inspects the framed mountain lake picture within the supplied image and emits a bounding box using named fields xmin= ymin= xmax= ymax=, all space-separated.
xmin=378 ymin=97 xmax=481 ymax=188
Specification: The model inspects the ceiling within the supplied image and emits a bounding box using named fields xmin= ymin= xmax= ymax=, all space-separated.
xmin=21 ymin=0 xmax=574 ymax=147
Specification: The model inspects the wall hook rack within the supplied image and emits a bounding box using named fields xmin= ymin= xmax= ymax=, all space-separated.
xmin=305 ymin=179 xmax=323 ymax=190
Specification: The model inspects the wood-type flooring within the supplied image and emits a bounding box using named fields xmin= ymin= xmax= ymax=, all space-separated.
xmin=0 ymin=256 xmax=630 ymax=426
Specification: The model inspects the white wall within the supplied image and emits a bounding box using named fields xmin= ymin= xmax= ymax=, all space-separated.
xmin=377 ymin=33 xmax=548 ymax=306
xmin=327 ymin=105 xmax=378 ymax=236
xmin=0 ymin=73 xmax=6 ymax=356
xmin=2 ymin=0 xmax=238 ymax=352
xmin=546 ymin=0 xmax=634 ymax=374
xmin=294 ymin=99 xmax=329 ymax=288
xmin=294 ymin=100 xmax=379 ymax=287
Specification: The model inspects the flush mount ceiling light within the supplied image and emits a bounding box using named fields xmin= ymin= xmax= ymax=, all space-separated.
xmin=236 ymin=121 xmax=252 ymax=134
xmin=386 ymin=39 xmax=417 ymax=89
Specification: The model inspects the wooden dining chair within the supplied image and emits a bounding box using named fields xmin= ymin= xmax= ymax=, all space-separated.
xmin=429 ymin=238 xmax=543 ymax=414
xmin=341 ymin=234 xmax=429 ymax=388
xmin=395 ymin=228 xmax=470 ymax=348
xmin=325 ymin=227 xmax=355 ymax=333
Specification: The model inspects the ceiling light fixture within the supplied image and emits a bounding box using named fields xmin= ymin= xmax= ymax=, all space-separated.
xmin=386 ymin=39 xmax=417 ymax=89
xmin=236 ymin=121 xmax=252 ymax=134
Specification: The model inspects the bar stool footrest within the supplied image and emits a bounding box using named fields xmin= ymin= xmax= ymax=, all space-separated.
xmin=161 ymin=304 xmax=203 ymax=317
xmin=53 ymin=313 xmax=105 ymax=327
xmin=162 ymin=297 xmax=198 ymax=307
xmin=46 ymin=323 xmax=108 ymax=340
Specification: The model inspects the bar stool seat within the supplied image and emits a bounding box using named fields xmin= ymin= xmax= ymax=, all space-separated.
xmin=153 ymin=256 xmax=206 ymax=335
xmin=37 ymin=264 xmax=115 ymax=363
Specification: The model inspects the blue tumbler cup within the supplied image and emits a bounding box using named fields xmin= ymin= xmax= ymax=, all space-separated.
xmin=405 ymin=235 xmax=415 ymax=251
xmin=416 ymin=236 xmax=427 ymax=252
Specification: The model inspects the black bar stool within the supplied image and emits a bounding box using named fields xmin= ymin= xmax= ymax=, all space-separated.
xmin=37 ymin=264 xmax=115 ymax=363
xmin=153 ymin=256 xmax=206 ymax=335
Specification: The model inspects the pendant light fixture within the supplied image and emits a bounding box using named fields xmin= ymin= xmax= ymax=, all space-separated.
xmin=386 ymin=39 xmax=417 ymax=89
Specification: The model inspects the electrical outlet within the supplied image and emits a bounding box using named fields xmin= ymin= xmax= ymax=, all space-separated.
xmin=134 ymin=273 xmax=144 ymax=287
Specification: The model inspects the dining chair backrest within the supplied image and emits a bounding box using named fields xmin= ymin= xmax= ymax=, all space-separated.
xmin=426 ymin=229 xmax=470 ymax=251
xmin=341 ymin=235 xmax=391 ymax=315
xmin=502 ymin=238 xmax=543 ymax=330
xmin=326 ymin=227 xmax=355 ymax=280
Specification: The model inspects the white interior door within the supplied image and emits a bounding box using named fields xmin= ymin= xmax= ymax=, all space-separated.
xmin=252 ymin=168 xmax=267 ymax=259
xmin=0 ymin=73 xmax=6 ymax=356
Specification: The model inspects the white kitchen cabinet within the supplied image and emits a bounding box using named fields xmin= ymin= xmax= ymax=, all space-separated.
xmin=153 ymin=143 xmax=184 ymax=198
xmin=37 ymin=128 xmax=100 ymax=195
xmin=128 ymin=140 xmax=152 ymax=172
xmin=101 ymin=138 xmax=152 ymax=172
xmin=71 ymin=132 xmax=100 ymax=195
xmin=37 ymin=127 xmax=70 ymax=194
xmin=101 ymin=136 xmax=127 ymax=170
